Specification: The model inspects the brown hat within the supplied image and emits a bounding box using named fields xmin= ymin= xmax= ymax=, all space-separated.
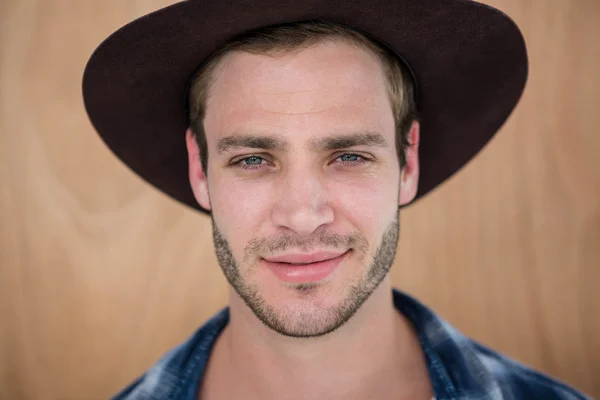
xmin=82 ymin=0 xmax=528 ymax=216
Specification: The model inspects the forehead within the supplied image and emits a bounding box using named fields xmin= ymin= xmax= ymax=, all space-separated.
xmin=203 ymin=39 xmax=394 ymax=148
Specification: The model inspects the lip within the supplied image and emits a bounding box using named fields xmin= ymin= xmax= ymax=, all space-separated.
xmin=261 ymin=250 xmax=351 ymax=284
xmin=263 ymin=250 xmax=347 ymax=264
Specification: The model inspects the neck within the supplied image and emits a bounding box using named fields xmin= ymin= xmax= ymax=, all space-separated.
xmin=204 ymin=280 xmax=432 ymax=400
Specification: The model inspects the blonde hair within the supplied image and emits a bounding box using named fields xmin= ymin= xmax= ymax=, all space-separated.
xmin=188 ymin=19 xmax=417 ymax=176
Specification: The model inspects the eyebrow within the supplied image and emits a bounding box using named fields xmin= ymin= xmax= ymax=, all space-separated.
xmin=216 ymin=131 xmax=389 ymax=155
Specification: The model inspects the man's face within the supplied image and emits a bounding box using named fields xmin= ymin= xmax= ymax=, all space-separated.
xmin=188 ymin=39 xmax=417 ymax=337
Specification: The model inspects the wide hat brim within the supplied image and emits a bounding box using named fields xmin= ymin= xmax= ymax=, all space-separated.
xmin=82 ymin=0 xmax=528 ymax=216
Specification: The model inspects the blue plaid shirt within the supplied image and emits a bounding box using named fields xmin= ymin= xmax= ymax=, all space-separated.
xmin=112 ymin=289 xmax=592 ymax=399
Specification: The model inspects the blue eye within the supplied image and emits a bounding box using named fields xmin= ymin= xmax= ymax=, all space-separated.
xmin=232 ymin=153 xmax=370 ymax=170
xmin=240 ymin=156 xmax=264 ymax=167
xmin=338 ymin=154 xmax=362 ymax=163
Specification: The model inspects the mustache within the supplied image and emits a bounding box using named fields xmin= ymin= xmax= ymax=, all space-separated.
xmin=245 ymin=231 xmax=367 ymax=255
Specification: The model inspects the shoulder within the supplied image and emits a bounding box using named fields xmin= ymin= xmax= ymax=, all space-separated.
xmin=470 ymin=340 xmax=592 ymax=400
xmin=110 ymin=308 xmax=230 ymax=400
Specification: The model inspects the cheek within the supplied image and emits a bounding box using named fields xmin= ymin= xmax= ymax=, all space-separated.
xmin=213 ymin=171 xmax=395 ymax=225
xmin=334 ymin=174 xmax=396 ymax=226
xmin=209 ymin=180 xmax=272 ymax=233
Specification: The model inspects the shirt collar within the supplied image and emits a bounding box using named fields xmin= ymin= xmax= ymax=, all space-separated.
xmin=392 ymin=289 xmax=503 ymax=399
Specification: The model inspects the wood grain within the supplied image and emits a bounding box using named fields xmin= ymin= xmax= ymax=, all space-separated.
xmin=1 ymin=1 xmax=598 ymax=399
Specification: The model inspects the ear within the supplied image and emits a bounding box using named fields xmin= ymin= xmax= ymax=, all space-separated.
xmin=185 ymin=128 xmax=211 ymax=211
xmin=399 ymin=121 xmax=420 ymax=206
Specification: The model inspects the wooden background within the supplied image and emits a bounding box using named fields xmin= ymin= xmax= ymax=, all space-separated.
xmin=1 ymin=0 xmax=598 ymax=399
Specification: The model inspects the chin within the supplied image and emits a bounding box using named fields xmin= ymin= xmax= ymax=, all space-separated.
xmin=244 ymin=273 xmax=372 ymax=338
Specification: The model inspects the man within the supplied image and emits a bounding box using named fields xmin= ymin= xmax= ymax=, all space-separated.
xmin=82 ymin=1 xmax=591 ymax=399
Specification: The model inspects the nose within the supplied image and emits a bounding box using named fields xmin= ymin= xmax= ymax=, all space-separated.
xmin=270 ymin=167 xmax=334 ymax=236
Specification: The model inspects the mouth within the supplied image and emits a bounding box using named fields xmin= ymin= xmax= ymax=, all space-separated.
xmin=261 ymin=250 xmax=351 ymax=284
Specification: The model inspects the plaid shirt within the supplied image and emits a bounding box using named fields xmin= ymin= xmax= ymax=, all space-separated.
xmin=112 ymin=289 xmax=592 ymax=400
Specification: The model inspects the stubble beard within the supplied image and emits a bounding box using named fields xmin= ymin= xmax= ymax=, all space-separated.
xmin=210 ymin=208 xmax=400 ymax=338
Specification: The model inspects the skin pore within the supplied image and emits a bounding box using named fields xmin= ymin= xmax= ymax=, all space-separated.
xmin=185 ymin=38 xmax=430 ymax=399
